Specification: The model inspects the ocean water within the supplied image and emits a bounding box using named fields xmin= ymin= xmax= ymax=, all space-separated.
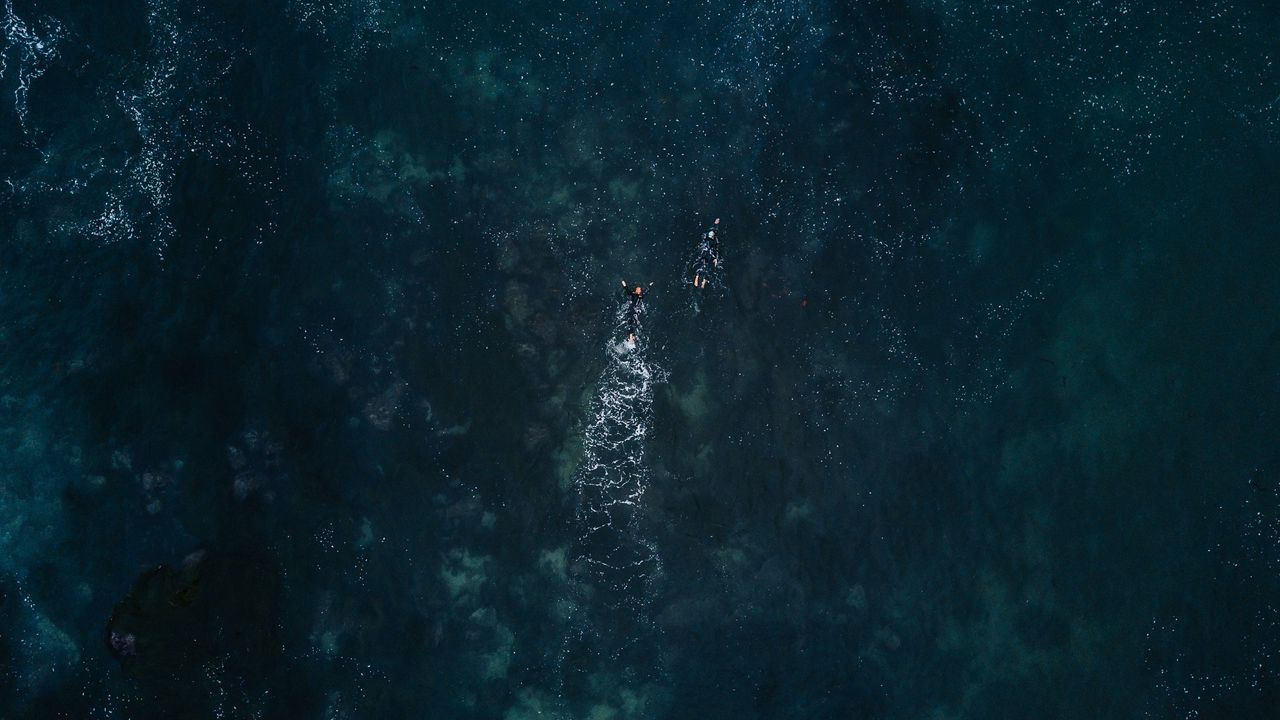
xmin=2 ymin=0 xmax=1279 ymax=717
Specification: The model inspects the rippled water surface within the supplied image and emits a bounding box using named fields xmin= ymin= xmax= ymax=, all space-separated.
xmin=2 ymin=1 xmax=1279 ymax=717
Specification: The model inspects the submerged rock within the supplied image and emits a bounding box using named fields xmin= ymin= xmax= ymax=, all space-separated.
xmin=439 ymin=549 xmax=491 ymax=604
xmin=363 ymin=380 xmax=406 ymax=431
xmin=104 ymin=551 xmax=281 ymax=701
xmin=846 ymin=583 xmax=868 ymax=613
xmin=107 ymin=631 xmax=136 ymax=658
xmin=226 ymin=428 xmax=285 ymax=501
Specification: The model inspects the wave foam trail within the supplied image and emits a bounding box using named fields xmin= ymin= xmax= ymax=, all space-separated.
xmin=114 ymin=0 xmax=186 ymax=254
xmin=1 ymin=0 xmax=66 ymax=135
xmin=86 ymin=0 xmax=233 ymax=255
xmin=564 ymin=299 xmax=666 ymax=665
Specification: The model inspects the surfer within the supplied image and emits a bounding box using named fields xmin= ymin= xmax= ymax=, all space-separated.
xmin=620 ymin=280 xmax=647 ymax=344
xmin=692 ymin=218 xmax=722 ymax=289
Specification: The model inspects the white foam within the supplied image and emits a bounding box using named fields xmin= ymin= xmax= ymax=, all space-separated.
xmin=1 ymin=0 xmax=66 ymax=134
xmin=562 ymin=298 xmax=667 ymax=660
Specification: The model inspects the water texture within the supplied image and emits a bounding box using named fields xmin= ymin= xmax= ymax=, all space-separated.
xmin=1 ymin=0 xmax=1278 ymax=718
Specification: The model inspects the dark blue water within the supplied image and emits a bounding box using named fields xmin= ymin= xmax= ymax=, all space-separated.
xmin=2 ymin=1 xmax=1279 ymax=717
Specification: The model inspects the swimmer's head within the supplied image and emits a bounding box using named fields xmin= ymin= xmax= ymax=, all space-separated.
xmin=634 ymin=286 xmax=643 ymax=295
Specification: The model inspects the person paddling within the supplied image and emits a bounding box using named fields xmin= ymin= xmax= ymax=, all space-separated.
xmin=692 ymin=218 xmax=722 ymax=289
xmin=621 ymin=280 xmax=647 ymax=344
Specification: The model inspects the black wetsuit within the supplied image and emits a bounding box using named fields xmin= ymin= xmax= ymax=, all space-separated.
xmin=706 ymin=225 xmax=721 ymax=258
xmin=694 ymin=224 xmax=721 ymax=278
xmin=624 ymin=288 xmax=645 ymax=336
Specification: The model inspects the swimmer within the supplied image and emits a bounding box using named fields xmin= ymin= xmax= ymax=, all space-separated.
xmin=692 ymin=218 xmax=722 ymax=289
xmin=710 ymin=218 xmax=721 ymax=266
xmin=621 ymin=280 xmax=647 ymax=343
